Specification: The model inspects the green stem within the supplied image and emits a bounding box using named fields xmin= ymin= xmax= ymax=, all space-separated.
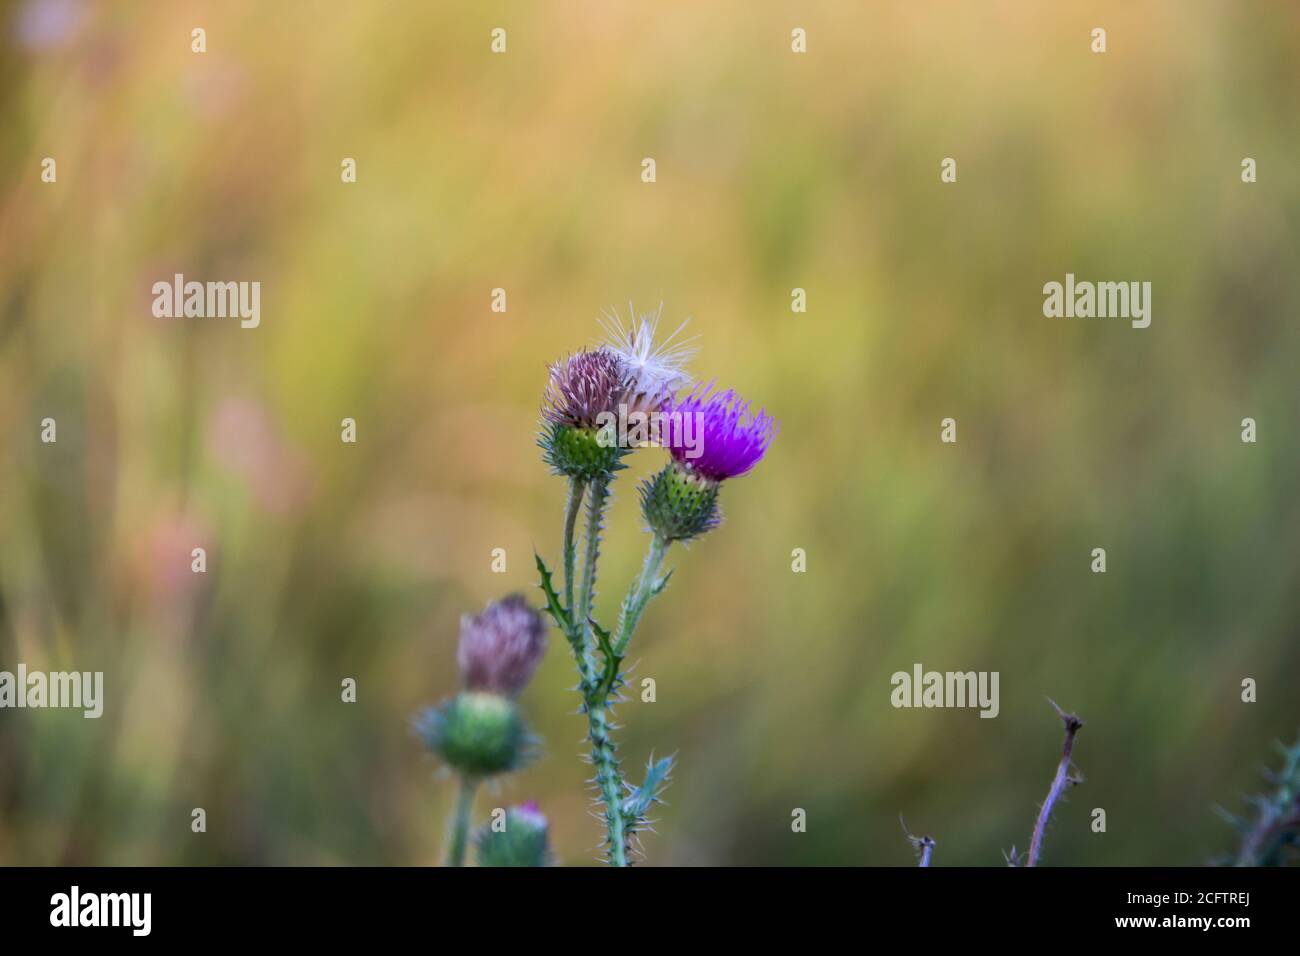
xmin=575 ymin=475 xmax=610 ymax=679
xmin=445 ymin=775 xmax=478 ymax=867
xmin=614 ymin=534 xmax=669 ymax=656
xmin=580 ymin=534 xmax=673 ymax=865
xmin=562 ymin=478 xmax=587 ymax=614
xmin=572 ymin=474 xmax=631 ymax=864
xmin=588 ymin=701 xmax=629 ymax=866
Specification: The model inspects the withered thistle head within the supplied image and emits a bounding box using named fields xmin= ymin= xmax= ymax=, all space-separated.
xmin=597 ymin=303 xmax=696 ymax=410
xmin=539 ymin=347 xmax=632 ymax=479
xmin=541 ymin=347 xmax=629 ymax=429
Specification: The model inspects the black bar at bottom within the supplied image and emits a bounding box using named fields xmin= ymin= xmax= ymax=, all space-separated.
xmin=0 ymin=866 xmax=1281 ymax=941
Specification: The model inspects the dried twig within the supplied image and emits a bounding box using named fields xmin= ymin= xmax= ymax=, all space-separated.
xmin=1027 ymin=699 xmax=1084 ymax=867
xmin=900 ymin=814 xmax=936 ymax=867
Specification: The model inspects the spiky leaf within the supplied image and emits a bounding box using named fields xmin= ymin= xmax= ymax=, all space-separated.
xmin=624 ymin=754 xmax=674 ymax=820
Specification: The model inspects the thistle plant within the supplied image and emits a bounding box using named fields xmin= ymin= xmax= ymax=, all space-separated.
xmin=536 ymin=306 xmax=777 ymax=865
xmin=414 ymin=594 xmax=550 ymax=866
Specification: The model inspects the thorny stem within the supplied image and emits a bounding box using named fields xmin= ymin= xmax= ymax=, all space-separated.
xmin=546 ymin=484 xmax=598 ymax=696
xmin=571 ymin=474 xmax=631 ymax=865
xmin=576 ymin=476 xmax=609 ymax=660
xmin=588 ymin=529 xmax=673 ymax=866
xmin=588 ymin=700 xmax=629 ymax=866
xmin=614 ymin=533 xmax=670 ymax=657
xmin=445 ymin=774 xmax=478 ymax=867
xmin=1229 ymin=737 xmax=1300 ymax=866
xmin=1027 ymin=701 xmax=1083 ymax=868
xmin=562 ymin=478 xmax=587 ymax=614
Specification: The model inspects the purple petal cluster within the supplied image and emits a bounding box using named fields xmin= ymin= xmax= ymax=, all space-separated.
xmin=457 ymin=595 xmax=548 ymax=697
xmin=663 ymin=382 xmax=778 ymax=482
xmin=541 ymin=347 xmax=629 ymax=429
xmin=515 ymin=800 xmax=548 ymax=828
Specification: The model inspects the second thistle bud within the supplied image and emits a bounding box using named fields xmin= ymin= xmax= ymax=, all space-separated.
xmin=457 ymin=594 xmax=547 ymax=698
xmin=415 ymin=596 xmax=546 ymax=778
xmin=639 ymin=461 xmax=721 ymax=542
xmin=416 ymin=692 xmax=531 ymax=777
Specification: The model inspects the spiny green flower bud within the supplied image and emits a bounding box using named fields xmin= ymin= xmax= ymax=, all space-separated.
xmin=475 ymin=801 xmax=551 ymax=867
xmin=639 ymin=461 xmax=721 ymax=542
xmin=540 ymin=421 xmax=626 ymax=481
xmin=416 ymin=691 xmax=531 ymax=777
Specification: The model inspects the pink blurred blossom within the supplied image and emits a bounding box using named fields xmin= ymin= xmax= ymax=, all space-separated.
xmin=208 ymin=397 xmax=313 ymax=514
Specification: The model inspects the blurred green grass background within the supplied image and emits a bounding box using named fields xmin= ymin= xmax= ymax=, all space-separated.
xmin=1 ymin=0 xmax=1297 ymax=865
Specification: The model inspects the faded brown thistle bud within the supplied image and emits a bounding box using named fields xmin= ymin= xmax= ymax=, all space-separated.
xmin=457 ymin=594 xmax=548 ymax=697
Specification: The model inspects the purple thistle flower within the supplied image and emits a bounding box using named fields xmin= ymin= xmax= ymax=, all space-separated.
xmin=662 ymin=382 xmax=778 ymax=482
xmin=457 ymin=595 xmax=548 ymax=697
xmin=541 ymin=347 xmax=630 ymax=429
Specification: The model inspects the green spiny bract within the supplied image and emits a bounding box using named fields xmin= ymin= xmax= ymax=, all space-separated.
xmin=475 ymin=804 xmax=552 ymax=867
xmin=621 ymin=754 xmax=675 ymax=859
xmin=640 ymin=461 xmax=720 ymax=542
xmin=416 ymin=692 xmax=532 ymax=777
xmin=624 ymin=754 xmax=674 ymax=820
xmin=540 ymin=421 xmax=628 ymax=481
